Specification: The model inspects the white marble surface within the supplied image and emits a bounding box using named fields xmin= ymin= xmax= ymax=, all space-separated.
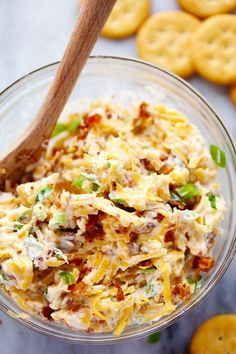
xmin=0 ymin=1 xmax=235 ymax=353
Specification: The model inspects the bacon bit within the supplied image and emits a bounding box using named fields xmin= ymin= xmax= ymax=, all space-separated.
xmin=157 ymin=213 xmax=165 ymax=223
xmin=141 ymin=158 xmax=155 ymax=171
xmin=35 ymin=219 xmax=42 ymax=227
xmin=69 ymin=258 xmax=83 ymax=266
xmin=172 ymin=284 xmax=190 ymax=300
xmin=168 ymin=199 xmax=186 ymax=210
xmin=140 ymin=260 xmax=152 ymax=268
xmin=68 ymin=281 xmax=88 ymax=293
xmin=55 ymin=200 xmax=61 ymax=209
xmin=52 ymin=147 xmax=60 ymax=155
xmin=139 ymin=102 xmax=151 ymax=118
xmin=164 ymin=225 xmax=175 ymax=242
xmin=160 ymin=153 xmax=168 ymax=162
xmin=78 ymin=266 xmax=91 ymax=281
xmin=113 ymin=281 xmax=125 ymax=302
xmin=136 ymin=210 xmax=144 ymax=217
xmin=51 ymin=147 xmax=66 ymax=156
xmin=159 ymin=162 xmax=173 ymax=174
xmin=116 ymin=226 xmax=129 ymax=234
xmin=70 ymin=303 xmax=82 ymax=312
xmin=193 ymin=256 xmax=215 ymax=272
xmin=76 ymin=129 xmax=89 ymax=141
xmin=129 ymin=232 xmax=139 ymax=242
xmin=85 ymin=213 xmax=105 ymax=241
xmin=133 ymin=102 xmax=151 ymax=134
xmin=42 ymin=306 xmax=54 ymax=320
xmin=84 ymin=114 xmax=102 ymax=128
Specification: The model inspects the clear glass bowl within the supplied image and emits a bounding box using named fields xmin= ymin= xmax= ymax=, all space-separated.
xmin=0 ymin=56 xmax=235 ymax=344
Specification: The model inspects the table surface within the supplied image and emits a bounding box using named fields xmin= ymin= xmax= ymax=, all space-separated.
xmin=0 ymin=1 xmax=235 ymax=353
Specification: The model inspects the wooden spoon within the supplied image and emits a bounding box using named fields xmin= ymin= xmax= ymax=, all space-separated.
xmin=0 ymin=0 xmax=116 ymax=186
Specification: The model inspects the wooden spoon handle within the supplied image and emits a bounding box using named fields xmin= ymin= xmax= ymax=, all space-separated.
xmin=0 ymin=0 xmax=116 ymax=182
xmin=34 ymin=0 xmax=116 ymax=140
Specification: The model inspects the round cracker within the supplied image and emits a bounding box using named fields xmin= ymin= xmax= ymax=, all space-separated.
xmin=81 ymin=0 xmax=150 ymax=39
xmin=230 ymin=86 xmax=236 ymax=105
xmin=136 ymin=11 xmax=200 ymax=78
xmin=190 ymin=314 xmax=236 ymax=354
xmin=191 ymin=15 xmax=236 ymax=85
xmin=177 ymin=0 xmax=236 ymax=19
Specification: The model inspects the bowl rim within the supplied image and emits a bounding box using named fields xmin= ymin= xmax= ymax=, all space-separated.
xmin=0 ymin=55 xmax=236 ymax=344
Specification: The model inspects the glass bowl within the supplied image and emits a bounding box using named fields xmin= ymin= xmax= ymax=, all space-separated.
xmin=0 ymin=56 xmax=235 ymax=344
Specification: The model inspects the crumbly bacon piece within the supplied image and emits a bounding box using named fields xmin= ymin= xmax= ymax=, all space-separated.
xmin=139 ymin=102 xmax=151 ymax=118
xmin=172 ymin=284 xmax=190 ymax=300
xmin=68 ymin=281 xmax=88 ymax=293
xmin=70 ymin=303 xmax=82 ymax=312
xmin=69 ymin=258 xmax=83 ymax=266
xmin=164 ymin=225 xmax=175 ymax=243
xmin=193 ymin=256 xmax=215 ymax=272
xmin=133 ymin=102 xmax=151 ymax=134
xmin=84 ymin=114 xmax=102 ymax=128
xmin=85 ymin=213 xmax=105 ymax=241
xmin=113 ymin=281 xmax=125 ymax=302
xmin=78 ymin=265 xmax=91 ymax=281
xmin=157 ymin=213 xmax=165 ymax=223
xmin=141 ymin=158 xmax=155 ymax=171
xmin=129 ymin=232 xmax=139 ymax=242
xmin=42 ymin=306 xmax=54 ymax=320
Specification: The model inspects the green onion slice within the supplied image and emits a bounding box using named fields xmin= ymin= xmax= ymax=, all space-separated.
xmin=52 ymin=123 xmax=68 ymax=137
xmin=141 ymin=267 xmax=156 ymax=273
xmin=187 ymin=275 xmax=202 ymax=293
xmin=210 ymin=145 xmax=226 ymax=168
xmin=59 ymin=271 xmax=76 ymax=285
xmin=35 ymin=186 xmax=53 ymax=203
xmin=207 ymin=193 xmax=217 ymax=209
xmin=13 ymin=222 xmax=24 ymax=231
xmin=175 ymin=183 xmax=201 ymax=200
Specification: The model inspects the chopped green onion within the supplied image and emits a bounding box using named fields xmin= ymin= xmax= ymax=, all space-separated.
xmin=49 ymin=212 xmax=66 ymax=230
xmin=17 ymin=209 xmax=32 ymax=223
xmin=52 ymin=117 xmax=83 ymax=137
xmin=68 ymin=118 xmax=83 ymax=133
xmin=13 ymin=222 xmax=24 ymax=231
xmin=72 ymin=173 xmax=101 ymax=193
xmin=59 ymin=271 xmax=76 ymax=285
xmin=111 ymin=198 xmax=125 ymax=205
xmin=175 ymin=183 xmax=201 ymax=200
xmin=52 ymin=123 xmax=68 ymax=138
xmin=210 ymin=145 xmax=226 ymax=168
xmin=148 ymin=332 xmax=162 ymax=344
xmin=72 ymin=177 xmax=84 ymax=188
xmin=35 ymin=186 xmax=53 ymax=203
xmin=207 ymin=193 xmax=217 ymax=209
xmin=141 ymin=267 xmax=156 ymax=273
xmin=105 ymin=161 xmax=111 ymax=168
xmin=187 ymin=275 xmax=202 ymax=293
